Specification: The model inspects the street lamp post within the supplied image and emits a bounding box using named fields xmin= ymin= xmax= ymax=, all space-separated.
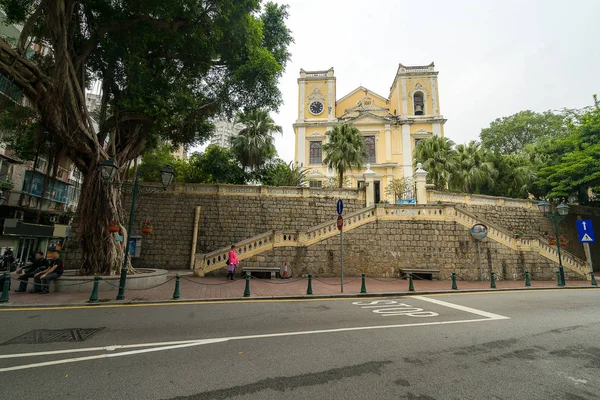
xmin=538 ymin=200 xmax=569 ymax=286
xmin=100 ymin=160 xmax=175 ymax=300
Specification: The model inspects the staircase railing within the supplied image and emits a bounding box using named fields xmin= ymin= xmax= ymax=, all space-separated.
xmin=194 ymin=204 xmax=589 ymax=278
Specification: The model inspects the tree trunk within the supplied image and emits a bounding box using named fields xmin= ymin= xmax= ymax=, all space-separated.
xmin=77 ymin=168 xmax=126 ymax=275
xmin=338 ymin=170 xmax=344 ymax=188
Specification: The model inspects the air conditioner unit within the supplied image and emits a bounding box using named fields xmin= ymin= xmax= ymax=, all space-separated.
xmin=49 ymin=216 xmax=57 ymax=223
xmin=14 ymin=211 xmax=24 ymax=220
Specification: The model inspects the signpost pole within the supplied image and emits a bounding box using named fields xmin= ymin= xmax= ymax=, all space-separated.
xmin=583 ymin=243 xmax=596 ymax=286
xmin=340 ymin=227 xmax=344 ymax=293
xmin=476 ymin=240 xmax=483 ymax=281
xmin=337 ymin=199 xmax=344 ymax=293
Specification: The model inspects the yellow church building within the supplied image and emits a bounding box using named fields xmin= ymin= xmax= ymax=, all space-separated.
xmin=293 ymin=63 xmax=447 ymax=203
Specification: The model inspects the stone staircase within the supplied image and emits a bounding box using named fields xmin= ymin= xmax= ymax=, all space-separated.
xmin=194 ymin=204 xmax=590 ymax=279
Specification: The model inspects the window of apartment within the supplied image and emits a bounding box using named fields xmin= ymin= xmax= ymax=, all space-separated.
xmin=309 ymin=180 xmax=322 ymax=188
xmin=309 ymin=141 xmax=322 ymax=164
xmin=414 ymin=138 xmax=423 ymax=148
xmin=364 ymin=136 xmax=376 ymax=164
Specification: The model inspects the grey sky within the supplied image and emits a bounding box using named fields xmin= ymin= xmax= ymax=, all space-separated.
xmin=194 ymin=0 xmax=599 ymax=160
xmin=264 ymin=0 xmax=599 ymax=162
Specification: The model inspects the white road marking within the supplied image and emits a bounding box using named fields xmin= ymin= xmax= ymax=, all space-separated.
xmin=1 ymin=316 xmax=508 ymax=372
xmin=412 ymin=296 xmax=510 ymax=320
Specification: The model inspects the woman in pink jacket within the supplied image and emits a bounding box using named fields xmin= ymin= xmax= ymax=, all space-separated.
xmin=227 ymin=245 xmax=238 ymax=280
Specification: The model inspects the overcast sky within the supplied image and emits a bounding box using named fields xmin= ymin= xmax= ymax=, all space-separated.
xmin=199 ymin=0 xmax=600 ymax=161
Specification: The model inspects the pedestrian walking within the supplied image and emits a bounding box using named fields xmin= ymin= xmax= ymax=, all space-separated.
xmin=226 ymin=245 xmax=238 ymax=281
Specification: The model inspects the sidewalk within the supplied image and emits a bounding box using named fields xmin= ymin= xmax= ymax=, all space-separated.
xmin=2 ymin=270 xmax=598 ymax=307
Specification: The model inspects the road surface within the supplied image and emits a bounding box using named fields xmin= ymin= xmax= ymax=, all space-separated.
xmin=1 ymin=289 xmax=599 ymax=399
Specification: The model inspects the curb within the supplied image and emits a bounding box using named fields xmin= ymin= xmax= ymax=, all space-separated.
xmin=0 ymin=285 xmax=598 ymax=309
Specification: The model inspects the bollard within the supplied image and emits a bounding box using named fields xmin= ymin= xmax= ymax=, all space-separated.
xmin=556 ymin=270 xmax=562 ymax=287
xmin=88 ymin=276 xmax=101 ymax=302
xmin=490 ymin=272 xmax=496 ymax=289
xmin=525 ymin=270 xmax=531 ymax=287
xmin=408 ymin=273 xmax=415 ymax=292
xmin=243 ymin=272 xmax=251 ymax=297
xmin=172 ymin=274 xmax=181 ymax=300
xmin=307 ymin=273 xmax=313 ymax=295
xmin=591 ymin=273 xmax=598 ymax=287
xmin=360 ymin=273 xmax=367 ymax=294
xmin=0 ymin=273 xmax=10 ymax=303
xmin=451 ymin=272 xmax=458 ymax=290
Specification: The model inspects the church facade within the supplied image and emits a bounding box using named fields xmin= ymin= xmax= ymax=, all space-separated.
xmin=293 ymin=63 xmax=447 ymax=203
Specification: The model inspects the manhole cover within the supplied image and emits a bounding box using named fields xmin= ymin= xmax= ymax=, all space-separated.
xmin=2 ymin=328 xmax=104 ymax=345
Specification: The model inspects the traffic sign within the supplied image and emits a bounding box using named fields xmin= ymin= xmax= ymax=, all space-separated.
xmin=336 ymin=199 xmax=343 ymax=215
xmin=337 ymin=215 xmax=343 ymax=231
xmin=576 ymin=220 xmax=595 ymax=243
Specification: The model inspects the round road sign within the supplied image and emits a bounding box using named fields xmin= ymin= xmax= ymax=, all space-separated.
xmin=337 ymin=215 xmax=343 ymax=231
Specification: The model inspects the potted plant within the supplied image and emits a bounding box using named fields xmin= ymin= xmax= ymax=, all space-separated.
xmin=548 ymin=237 xmax=556 ymax=246
xmin=141 ymin=221 xmax=153 ymax=235
xmin=108 ymin=219 xmax=120 ymax=233
xmin=559 ymin=236 xmax=568 ymax=247
xmin=0 ymin=178 xmax=14 ymax=191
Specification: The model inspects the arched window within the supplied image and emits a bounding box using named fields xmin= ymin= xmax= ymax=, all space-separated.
xmin=413 ymin=91 xmax=424 ymax=115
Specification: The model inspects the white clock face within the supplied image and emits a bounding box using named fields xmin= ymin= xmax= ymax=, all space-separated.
xmin=309 ymin=101 xmax=324 ymax=115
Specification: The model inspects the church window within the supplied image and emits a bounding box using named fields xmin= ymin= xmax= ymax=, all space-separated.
xmin=309 ymin=180 xmax=322 ymax=188
xmin=414 ymin=92 xmax=424 ymax=115
xmin=364 ymin=136 xmax=376 ymax=164
xmin=415 ymin=138 xmax=423 ymax=148
xmin=309 ymin=141 xmax=322 ymax=164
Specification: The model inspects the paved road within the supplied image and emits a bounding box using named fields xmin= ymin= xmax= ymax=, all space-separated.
xmin=1 ymin=289 xmax=599 ymax=399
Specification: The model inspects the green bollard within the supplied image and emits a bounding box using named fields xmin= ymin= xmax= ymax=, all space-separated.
xmin=0 ymin=273 xmax=10 ymax=303
xmin=556 ymin=270 xmax=562 ymax=287
xmin=591 ymin=273 xmax=598 ymax=287
xmin=408 ymin=273 xmax=415 ymax=292
xmin=172 ymin=274 xmax=181 ymax=300
xmin=243 ymin=272 xmax=251 ymax=297
xmin=360 ymin=273 xmax=367 ymax=294
xmin=307 ymin=273 xmax=313 ymax=295
xmin=88 ymin=276 xmax=101 ymax=302
xmin=525 ymin=270 xmax=531 ymax=287
xmin=451 ymin=272 xmax=458 ymax=290
xmin=490 ymin=272 xmax=496 ymax=289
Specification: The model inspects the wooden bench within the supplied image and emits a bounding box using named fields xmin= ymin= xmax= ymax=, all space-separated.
xmin=241 ymin=266 xmax=280 ymax=280
xmin=400 ymin=268 xmax=440 ymax=281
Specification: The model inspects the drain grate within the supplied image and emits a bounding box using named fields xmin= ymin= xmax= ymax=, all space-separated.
xmin=2 ymin=328 xmax=104 ymax=345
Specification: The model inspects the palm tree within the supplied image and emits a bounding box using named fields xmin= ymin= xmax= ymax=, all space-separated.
xmin=230 ymin=109 xmax=282 ymax=171
xmin=262 ymin=159 xmax=308 ymax=186
xmin=450 ymin=141 xmax=498 ymax=193
xmin=322 ymin=123 xmax=367 ymax=188
xmin=414 ymin=136 xmax=458 ymax=190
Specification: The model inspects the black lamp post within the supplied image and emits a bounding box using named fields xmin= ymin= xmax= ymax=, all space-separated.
xmin=100 ymin=160 xmax=175 ymax=300
xmin=538 ymin=200 xmax=569 ymax=286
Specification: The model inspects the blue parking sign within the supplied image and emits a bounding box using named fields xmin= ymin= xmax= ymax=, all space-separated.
xmin=576 ymin=220 xmax=595 ymax=243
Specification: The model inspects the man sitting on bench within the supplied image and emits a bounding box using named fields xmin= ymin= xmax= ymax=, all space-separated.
xmin=16 ymin=251 xmax=48 ymax=293
xmin=34 ymin=249 xmax=64 ymax=294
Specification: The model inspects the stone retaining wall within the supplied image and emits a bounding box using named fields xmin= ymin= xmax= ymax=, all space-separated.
xmin=239 ymin=220 xmax=581 ymax=281
xmin=65 ymin=185 xmax=366 ymax=270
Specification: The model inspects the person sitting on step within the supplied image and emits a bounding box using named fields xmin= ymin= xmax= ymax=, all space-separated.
xmin=34 ymin=249 xmax=64 ymax=294
xmin=15 ymin=251 xmax=48 ymax=293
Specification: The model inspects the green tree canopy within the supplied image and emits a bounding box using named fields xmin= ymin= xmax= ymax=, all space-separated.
xmin=322 ymin=123 xmax=367 ymax=188
xmin=230 ymin=109 xmax=282 ymax=170
xmin=479 ymin=110 xmax=571 ymax=153
xmin=185 ymin=145 xmax=248 ymax=185
xmin=136 ymin=143 xmax=178 ymax=183
xmin=0 ymin=0 xmax=293 ymax=274
xmin=260 ymin=159 xmax=307 ymax=187
xmin=450 ymin=141 xmax=497 ymax=193
xmin=414 ymin=136 xmax=457 ymax=190
xmin=536 ymin=107 xmax=600 ymax=202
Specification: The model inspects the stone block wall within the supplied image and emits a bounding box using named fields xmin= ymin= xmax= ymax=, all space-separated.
xmin=459 ymin=204 xmax=600 ymax=271
xmin=65 ymin=185 xmax=366 ymax=270
xmin=240 ymin=220 xmax=580 ymax=281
